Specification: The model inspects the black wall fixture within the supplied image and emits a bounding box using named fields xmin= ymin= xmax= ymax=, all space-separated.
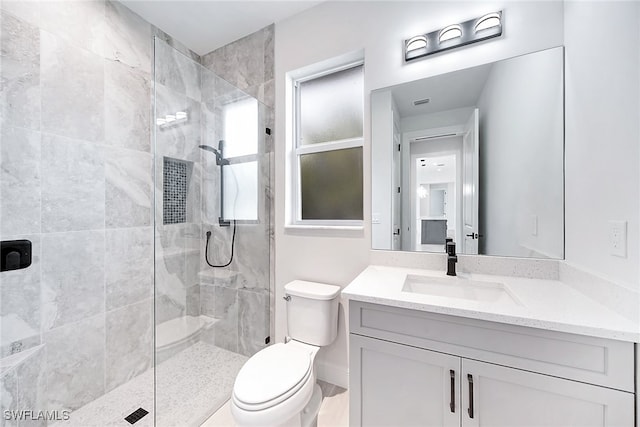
xmin=1 ymin=240 xmax=32 ymax=272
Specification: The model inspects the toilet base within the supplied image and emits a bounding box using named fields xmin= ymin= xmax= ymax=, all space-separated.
xmin=300 ymin=383 xmax=322 ymax=427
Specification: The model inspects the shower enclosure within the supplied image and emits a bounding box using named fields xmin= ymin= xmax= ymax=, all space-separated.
xmin=0 ymin=14 xmax=271 ymax=424
xmin=153 ymin=38 xmax=272 ymax=426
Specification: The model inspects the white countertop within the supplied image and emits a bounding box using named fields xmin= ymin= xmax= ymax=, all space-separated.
xmin=342 ymin=265 xmax=640 ymax=342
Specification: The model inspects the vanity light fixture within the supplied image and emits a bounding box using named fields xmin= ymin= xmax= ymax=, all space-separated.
xmin=404 ymin=11 xmax=502 ymax=62
xmin=406 ymin=35 xmax=428 ymax=53
xmin=439 ymin=25 xmax=462 ymax=43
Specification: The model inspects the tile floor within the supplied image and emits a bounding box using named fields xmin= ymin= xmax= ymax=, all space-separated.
xmin=53 ymin=342 xmax=247 ymax=427
xmin=201 ymin=380 xmax=349 ymax=427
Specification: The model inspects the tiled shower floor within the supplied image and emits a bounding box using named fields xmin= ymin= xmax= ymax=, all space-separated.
xmin=53 ymin=342 xmax=247 ymax=427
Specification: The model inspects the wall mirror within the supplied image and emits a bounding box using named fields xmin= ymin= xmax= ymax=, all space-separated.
xmin=371 ymin=47 xmax=564 ymax=258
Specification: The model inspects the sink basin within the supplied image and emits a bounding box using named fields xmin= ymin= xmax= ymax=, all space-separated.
xmin=402 ymin=274 xmax=521 ymax=305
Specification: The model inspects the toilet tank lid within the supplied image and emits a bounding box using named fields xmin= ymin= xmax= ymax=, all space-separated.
xmin=284 ymin=280 xmax=341 ymax=300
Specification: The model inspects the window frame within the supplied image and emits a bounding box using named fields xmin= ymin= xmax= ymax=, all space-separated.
xmin=220 ymin=96 xmax=261 ymax=224
xmin=291 ymin=61 xmax=365 ymax=227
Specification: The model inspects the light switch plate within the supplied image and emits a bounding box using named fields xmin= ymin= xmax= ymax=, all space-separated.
xmin=608 ymin=220 xmax=627 ymax=258
xmin=531 ymin=215 xmax=538 ymax=236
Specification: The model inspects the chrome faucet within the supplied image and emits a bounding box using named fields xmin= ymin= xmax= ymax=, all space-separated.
xmin=446 ymin=241 xmax=457 ymax=276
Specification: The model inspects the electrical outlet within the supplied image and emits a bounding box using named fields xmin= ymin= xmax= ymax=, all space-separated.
xmin=608 ymin=220 xmax=627 ymax=258
xmin=531 ymin=215 xmax=538 ymax=236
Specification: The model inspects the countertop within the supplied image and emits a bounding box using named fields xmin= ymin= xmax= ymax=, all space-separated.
xmin=342 ymin=265 xmax=640 ymax=342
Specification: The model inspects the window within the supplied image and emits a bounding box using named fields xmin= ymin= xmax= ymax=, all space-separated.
xmin=293 ymin=63 xmax=364 ymax=225
xmin=221 ymin=96 xmax=259 ymax=221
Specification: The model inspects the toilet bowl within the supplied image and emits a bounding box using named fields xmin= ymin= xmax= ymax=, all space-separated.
xmin=231 ymin=341 xmax=321 ymax=427
xmin=230 ymin=280 xmax=341 ymax=427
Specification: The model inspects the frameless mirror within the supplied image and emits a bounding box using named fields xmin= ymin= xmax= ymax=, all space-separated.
xmin=371 ymin=47 xmax=564 ymax=258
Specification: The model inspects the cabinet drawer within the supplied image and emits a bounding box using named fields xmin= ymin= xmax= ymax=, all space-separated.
xmin=350 ymin=301 xmax=634 ymax=392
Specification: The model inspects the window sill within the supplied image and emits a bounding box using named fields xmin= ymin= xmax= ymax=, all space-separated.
xmin=284 ymin=223 xmax=365 ymax=237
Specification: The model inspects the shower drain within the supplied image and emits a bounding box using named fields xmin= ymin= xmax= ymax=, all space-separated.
xmin=124 ymin=408 xmax=149 ymax=425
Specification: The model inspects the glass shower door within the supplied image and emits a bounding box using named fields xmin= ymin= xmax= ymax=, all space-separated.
xmin=153 ymin=37 xmax=271 ymax=426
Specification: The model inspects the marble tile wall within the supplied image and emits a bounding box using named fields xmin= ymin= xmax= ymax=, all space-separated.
xmin=200 ymin=25 xmax=275 ymax=356
xmin=1 ymin=0 xmax=274 ymax=420
xmin=0 ymin=0 xmax=157 ymax=417
xmin=153 ymin=36 xmax=204 ymax=324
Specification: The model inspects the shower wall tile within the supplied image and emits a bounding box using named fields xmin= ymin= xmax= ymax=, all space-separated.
xmin=105 ymin=147 xmax=152 ymax=228
xmin=238 ymin=289 xmax=269 ymax=356
xmin=40 ymin=31 xmax=104 ymax=142
xmin=0 ymin=368 xmax=17 ymax=427
xmin=105 ymin=299 xmax=152 ymax=392
xmin=0 ymin=126 xmax=41 ymax=236
xmin=210 ymin=286 xmax=238 ymax=353
xmin=155 ymin=294 xmax=185 ymax=326
xmin=200 ymin=284 xmax=239 ymax=353
xmin=0 ymin=235 xmax=41 ymax=355
xmin=153 ymin=27 xmax=201 ymax=64
xmin=41 ymin=230 xmax=105 ymax=330
xmin=155 ymin=83 xmax=201 ymax=162
xmin=201 ymin=25 xmax=274 ymax=108
xmin=201 ymin=23 xmax=274 ymax=344
xmin=104 ymin=0 xmax=151 ymax=73
xmin=154 ymin=38 xmax=201 ymax=101
xmin=232 ymin=224 xmax=269 ymax=291
xmin=201 ymin=29 xmax=263 ymax=94
xmin=0 ymin=12 xmax=41 ymax=131
xmin=39 ymin=0 xmax=105 ymax=57
xmin=186 ymin=285 xmax=200 ymax=317
xmin=45 ymin=314 xmax=105 ymax=412
xmin=41 ymin=134 xmax=105 ymax=232
xmin=263 ymin=79 xmax=275 ymax=111
xmin=199 ymin=285 xmax=215 ymax=317
xmin=263 ymin=25 xmax=274 ymax=82
xmin=0 ymin=1 xmax=41 ymax=27
xmin=16 ymin=346 xmax=47 ymax=426
xmin=104 ymin=59 xmax=151 ymax=152
xmin=186 ymin=162 xmax=202 ymax=224
xmin=105 ymin=227 xmax=153 ymax=311
xmin=155 ymin=227 xmax=187 ymax=324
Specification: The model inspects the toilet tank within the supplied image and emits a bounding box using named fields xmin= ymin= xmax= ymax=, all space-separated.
xmin=284 ymin=280 xmax=341 ymax=346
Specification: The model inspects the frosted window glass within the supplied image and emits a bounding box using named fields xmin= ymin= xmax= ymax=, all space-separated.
xmin=300 ymin=147 xmax=363 ymax=220
xmin=223 ymin=97 xmax=258 ymax=158
xmin=299 ymin=65 xmax=363 ymax=145
xmin=222 ymin=161 xmax=258 ymax=221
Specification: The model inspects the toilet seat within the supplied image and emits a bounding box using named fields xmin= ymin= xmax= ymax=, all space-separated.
xmin=233 ymin=343 xmax=314 ymax=411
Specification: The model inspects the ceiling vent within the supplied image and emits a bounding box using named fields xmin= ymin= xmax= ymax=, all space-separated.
xmin=413 ymin=98 xmax=430 ymax=106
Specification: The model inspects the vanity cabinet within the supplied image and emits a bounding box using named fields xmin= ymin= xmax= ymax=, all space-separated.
xmin=349 ymin=301 xmax=635 ymax=427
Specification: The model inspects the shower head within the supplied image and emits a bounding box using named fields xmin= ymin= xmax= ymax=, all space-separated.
xmin=199 ymin=144 xmax=228 ymax=166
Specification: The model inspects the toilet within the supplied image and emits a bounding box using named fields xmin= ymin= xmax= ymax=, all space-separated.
xmin=230 ymin=280 xmax=341 ymax=427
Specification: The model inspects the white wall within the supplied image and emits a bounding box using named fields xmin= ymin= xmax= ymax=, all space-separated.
xmin=476 ymin=47 xmax=564 ymax=259
xmin=401 ymin=107 xmax=475 ymax=133
xmin=371 ymin=90 xmax=394 ymax=249
xmin=275 ymin=1 xmax=564 ymax=387
xmin=564 ymin=1 xmax=640 ymax=289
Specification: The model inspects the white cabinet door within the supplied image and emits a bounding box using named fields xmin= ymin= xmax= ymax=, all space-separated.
xmin=462 ymin=359 xmax=634 ymax=427
xmin=350 ymin=334 xmax=461 ymax=427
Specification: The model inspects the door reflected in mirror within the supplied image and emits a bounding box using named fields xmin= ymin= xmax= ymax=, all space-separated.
xmin=372 ymin=47 xmax=564 ymax=259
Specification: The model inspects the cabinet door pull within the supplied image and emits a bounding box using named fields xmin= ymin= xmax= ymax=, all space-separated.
xmin=449 ymin=370 xmax=455 ymax=413
xmin=467 ymin=374 xmax=474 ymax=419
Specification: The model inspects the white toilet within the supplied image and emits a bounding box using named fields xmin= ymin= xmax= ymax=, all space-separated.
xmin=230 ymin=280 xmax=341 ymax=427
